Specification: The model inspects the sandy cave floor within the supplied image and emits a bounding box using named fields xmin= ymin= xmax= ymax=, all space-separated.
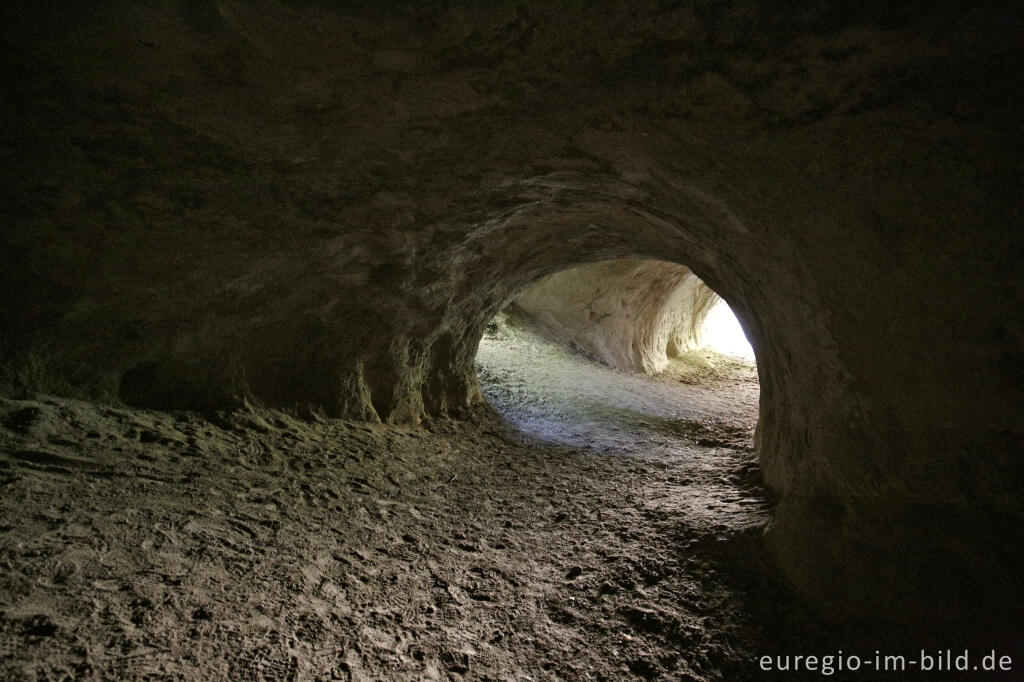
xmin=476 ymin=317 xmax=764 ymax=537
xmin=0 ymin=323 xmax=848 ymax=681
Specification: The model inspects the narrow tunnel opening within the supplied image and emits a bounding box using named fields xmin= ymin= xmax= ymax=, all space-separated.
xmin=700 ymin=297 xmax=756 ymax=362
xmin=475 ymin=258 xmax=765 ymax=531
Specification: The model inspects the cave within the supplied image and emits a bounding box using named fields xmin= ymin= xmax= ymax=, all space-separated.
xmin=1 ymin=1 xmax=1021 ymax=679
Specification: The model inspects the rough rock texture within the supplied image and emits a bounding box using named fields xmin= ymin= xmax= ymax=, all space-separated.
xmin=511 ymin=259 xmax=719 ymax=374
xmin=1 ymin=1 xmax=1022 ymax=630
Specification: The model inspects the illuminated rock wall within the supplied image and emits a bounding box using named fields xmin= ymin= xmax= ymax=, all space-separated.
xmin=511 ymin=259 xmax=719 ymax=374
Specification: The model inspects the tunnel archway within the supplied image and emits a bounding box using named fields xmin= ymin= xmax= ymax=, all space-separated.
xmin=503 ymin=258 xmax=753 ymax=376
xmin=439 ymin=175 xmax=799 ymax=492
xmin=473 ymin=257 xmax=761 ymax=464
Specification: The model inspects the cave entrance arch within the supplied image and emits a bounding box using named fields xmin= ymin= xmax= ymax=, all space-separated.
xmin=473 ymin=257 xmax=760 ymax=456
xmin=439 ymin=176 xmax=784 ymax=477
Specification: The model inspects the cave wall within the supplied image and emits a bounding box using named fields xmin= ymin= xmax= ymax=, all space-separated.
xmin=1 ymin=0 xmax=1022 ymax=628
xmin=510 ymin=259 xmax=718 ymax=374
xmin=665 ymin=277 xmax=720 ymax=359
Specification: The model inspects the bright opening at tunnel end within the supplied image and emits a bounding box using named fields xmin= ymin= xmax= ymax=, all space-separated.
xmin=701 ymin=299 xmax=755 ymax=361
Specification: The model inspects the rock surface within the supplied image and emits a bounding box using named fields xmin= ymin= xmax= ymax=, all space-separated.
xmin=511 ymin=260 xmax=720 ymax=374
xmin=1 ymin=0 xmax=1022 ymax=631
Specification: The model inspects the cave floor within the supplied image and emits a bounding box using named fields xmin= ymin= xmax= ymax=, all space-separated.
xmin=477 ymin=319 xmax=764 ymax=537
xmin=0 ymin=331 xmax=826 ymax=681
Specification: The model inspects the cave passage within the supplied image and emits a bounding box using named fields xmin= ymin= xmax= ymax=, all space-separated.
xmin=476 ymin=261 xmax=765 ymax=533
xmin=477 ymin=311 xmax=760 ymax=453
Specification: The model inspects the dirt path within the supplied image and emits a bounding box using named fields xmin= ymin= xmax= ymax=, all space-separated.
xmin=476 ymin=318 xmax=765 ymax=536
xmin=477 ymin=315 xmax=761 ymax=444
xmin=0 ymin=325 xmax=804 ymax=681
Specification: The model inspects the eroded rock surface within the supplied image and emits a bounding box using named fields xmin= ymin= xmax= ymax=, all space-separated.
xmin=511 ymin=260 xmax=720 ymax=374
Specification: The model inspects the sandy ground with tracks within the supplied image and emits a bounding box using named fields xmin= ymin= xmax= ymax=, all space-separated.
xmin=0 ymin=321 xmax=841 ymax=681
